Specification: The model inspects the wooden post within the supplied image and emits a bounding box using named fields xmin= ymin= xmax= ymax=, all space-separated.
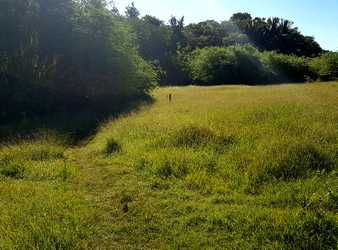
xmin=169 ymin=93 xmax=172 ymax=102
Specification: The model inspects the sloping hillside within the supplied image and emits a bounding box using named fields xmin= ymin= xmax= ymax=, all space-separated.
xmin=1 ymin=83 xmax=337 ymax=249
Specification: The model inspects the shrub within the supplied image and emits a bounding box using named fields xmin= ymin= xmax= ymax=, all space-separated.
xmin=188 ymin=45 xmax=267 ymax=84
xmin=187 ymin=45 xmax=320 ymax=85
xmin=310 ymin=52 xmax=338 ymax=81
xmin=261 ymin=51 xmax=314 ymax=82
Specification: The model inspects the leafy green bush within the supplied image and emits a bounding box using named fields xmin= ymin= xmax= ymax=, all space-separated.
xmin=188 ymin=45 xmax=267 ymax=84
xmin=310 ymin=52 xmax=338 ymax=81
xmin=187 ymin=45 xmax=321 ymax=85
xmin=261 ymin=51 xmax=314 ymax=82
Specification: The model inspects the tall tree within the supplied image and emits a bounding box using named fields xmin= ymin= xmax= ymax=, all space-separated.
xmin=125 ymin=2 xmax=140 ymax=19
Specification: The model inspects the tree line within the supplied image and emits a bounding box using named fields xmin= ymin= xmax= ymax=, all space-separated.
xmin=1 ymin=0 xmax=337 ymax=121
xmin=122 ymin=3 xmax=337 ymax=85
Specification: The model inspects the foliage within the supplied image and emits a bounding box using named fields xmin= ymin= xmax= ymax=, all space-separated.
xmin=310 ymin=52 xmax=338 ymax=81
xmin=122 ymin=4 xmax=326 ymax=85
xmin=188 ymin=45 xmax=267 ymax=84
xmin=0 ymin=0 xmax=157 ymax=121
xmin=187 ymin=45 xmax=324 ymax=84
xmin=261 ymin=51 xmax=314 ymax=83
xmin=125 ymin=2 xmax=140 ymax=19
xmin=230 ymin=13 xmax=322 ymax=57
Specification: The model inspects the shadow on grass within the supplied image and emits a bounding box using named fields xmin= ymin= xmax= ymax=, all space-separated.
xmin=0 ymin=95 xmax=154 ymax=145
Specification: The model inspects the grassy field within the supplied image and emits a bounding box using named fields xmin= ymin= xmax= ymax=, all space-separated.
xmin=0 ymin=82 xmax=337 ymax=249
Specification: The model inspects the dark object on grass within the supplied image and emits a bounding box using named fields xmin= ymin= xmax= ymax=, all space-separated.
xmin=104 ymin=138 xmax=121 ymax=155
xmin=122 ymin=203 xmax=129 ymax=213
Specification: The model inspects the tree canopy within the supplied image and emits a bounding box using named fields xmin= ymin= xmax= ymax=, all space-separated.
xmin=0 ymin=0 xmax=156 ymax=121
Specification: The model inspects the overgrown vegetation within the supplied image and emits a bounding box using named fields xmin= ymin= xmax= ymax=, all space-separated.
xmin=1 ymin=83 xmax=337 ymax=249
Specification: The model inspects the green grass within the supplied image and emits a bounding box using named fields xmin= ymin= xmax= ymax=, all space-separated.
xmin=1 ymin=82 xmax=337 ymax=249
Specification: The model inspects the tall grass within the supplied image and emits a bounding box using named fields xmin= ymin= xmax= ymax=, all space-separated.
xmin=1 ymin=82 xmax=337 ymax=249
xmin=88 ymin=82 xmax=337 ymax=248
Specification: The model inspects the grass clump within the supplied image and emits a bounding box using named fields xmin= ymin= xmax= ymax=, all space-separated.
xmin=185 ymin=171 xmax=213 ymax=191
xmin=275 ymin=144 xmax=332 ymax=178
xmin=168 ymin=126 xmax=236 ymax=152
xmin=0 ymin=160 xmax=25 ymax=179
xmin=170 ymin=126 xmax=217 ymax=147
xmin=135 ymin=149 xmax=218 ymax=179
xmin=0 ymin=142 xmax=65 ymax=162
xmin=282 ymin=210 xmax=338 ymax=249
xmin=0 ymin=139 xmax=75 ymax=181
xmin=250 ymin=143 xmax=333 ymax=186
xmin=143 ymin=151 xmax=190 ymax=179
xmin=103 ymin=138 xmax=121 ymax=155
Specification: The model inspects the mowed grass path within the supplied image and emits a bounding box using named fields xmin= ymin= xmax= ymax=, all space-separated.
xmin=1 ymin=83 xmax=337 ymax=249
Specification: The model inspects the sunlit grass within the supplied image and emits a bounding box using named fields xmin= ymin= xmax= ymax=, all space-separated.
xmin=1 ymin=82 xmax=337 ymax=249
xmin=88 ymin=82 xmax=338 ymax=248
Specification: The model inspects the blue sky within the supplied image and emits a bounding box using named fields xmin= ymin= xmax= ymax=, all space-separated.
xmin=115 ymin=0 xmax=338 ymax=51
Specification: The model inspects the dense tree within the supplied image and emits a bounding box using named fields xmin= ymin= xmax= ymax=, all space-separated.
xmin=0 ymin=0 xmax=156 ymax=120
xmin=125 ymin=2 xmax=140 ymax=19
xmin=230 ymin=13 xmax=322 ymax=57
xmin=125 ymin=3 xmax=188 ymax=84
xmin=121 ymin=3 xmax=325 ymax=85
xmin=184 ymin=21 xmax=225 ymax=49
